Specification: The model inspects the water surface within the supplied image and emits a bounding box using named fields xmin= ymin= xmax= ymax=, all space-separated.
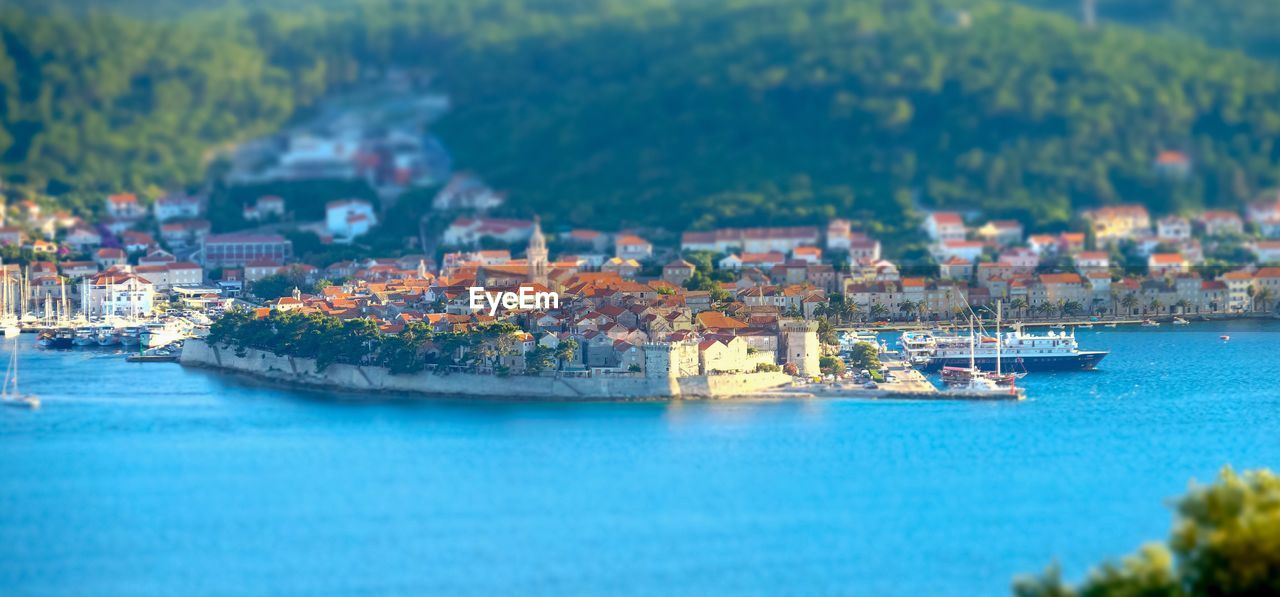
xmin=2 ymin=321 xmax=1278 ymax=596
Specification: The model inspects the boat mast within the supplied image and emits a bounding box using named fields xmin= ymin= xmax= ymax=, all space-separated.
xmin=968 ymin=315 xmax=976 ymax=371
xmin=996 ymin=301 xmax=1002 ymax=376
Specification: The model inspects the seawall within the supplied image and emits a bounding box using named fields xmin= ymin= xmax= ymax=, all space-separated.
xmin=179 ymin=340 xmax=792 ymax=401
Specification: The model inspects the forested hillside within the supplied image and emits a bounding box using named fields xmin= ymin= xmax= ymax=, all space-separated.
xmin=3 ymin=0 xmax=1280 ymax=236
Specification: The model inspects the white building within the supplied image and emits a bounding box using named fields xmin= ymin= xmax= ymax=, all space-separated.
xmin=923 ymin=212 xmax=966 ymax=242
xmin=431 ymin=173 xmax=505 ymax=211
xmin=1156 ymin=216 xmax=1191 ymax=241
xmin=1254 ymin=241 xmax=1280 ymax=264
xmin=326 ymin=199 xmax=378 ymax=242
xmin=442 ymin=217 xmax=535 ymax=246
xmin=153 ymin=193 xmax=203 ymax=222
xmin=85 ymin=272 xmax=155 ymax=318
xmin=933 ymin=239 xmax=984 ymax=263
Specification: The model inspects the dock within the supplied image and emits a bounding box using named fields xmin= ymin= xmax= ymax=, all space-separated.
xmin=125 ymin=353 xmax=180 ymax=363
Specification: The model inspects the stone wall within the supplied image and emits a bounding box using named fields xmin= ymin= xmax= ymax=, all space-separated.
xmin=180 ymin=340 xmax=791 ymax=401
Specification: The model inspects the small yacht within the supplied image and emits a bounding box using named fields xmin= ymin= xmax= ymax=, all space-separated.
xmin=72 ymin=327 xmax=97 ymax=347
xmin=97 ymin=326 xmax=121 ymax=346
xmin=1141 ymin=319 xmax=1160 ymax=327
xmin=1172 ymin=317 xmax=1189 ymax=326
xmin=120 ymin=326 xmax=142 ymax=347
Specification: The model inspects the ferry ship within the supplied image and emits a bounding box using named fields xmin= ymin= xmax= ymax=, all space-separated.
xmin=900 ymin=325 xmax=1107 ymax=372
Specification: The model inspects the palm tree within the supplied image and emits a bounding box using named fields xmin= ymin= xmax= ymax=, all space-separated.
xmin=1061 ymin=300 xmax=1083 ymax=317
xmin=842 ymin=300 xmax=862 ymax=323
xmin=1255 ymin=287 xmax=1276 ymax=313
xmin=1149 ymin=298 xmax=1163 ymax=316
xmin=1009 ymin=297 xmax=1028 ymax=319
xmin=869 ymin=303 xmax=890 ymax=321
xmin=897 ymin=300 xmax=916 ymax=321
xmin=1121 ymin=293 xmax=1139 ymax=316
xmin=1172 ymin=298 xmax=1190 ymax=315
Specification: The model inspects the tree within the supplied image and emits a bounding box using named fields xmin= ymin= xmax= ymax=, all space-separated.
xmin=869 ymin=303 xmax=890 ymax=321
xmin=1122 ymin=294 xmax=1140 ymax=316
xmin=847 ymin=342 xmax=881 ymax=371
xmin=555 ymin=338 xmax=579 ymax=370
xmin=1009 ymin=297 xmax=1029 ymax=319
xmin=1254 ymin=287 xmax=1275 ymax=313
xmin=818 ymin=355 xmax=845 ymax=377
xmin=1015 ymin=468 xmax=1280 ymax=597
xmin=524 ymin=345 xmax=556 ymax=373
xmin=816 ymin=318 xmax=837 ymax=345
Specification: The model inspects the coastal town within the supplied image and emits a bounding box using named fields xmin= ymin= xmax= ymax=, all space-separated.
xmin=4 ymin=165 xmax=1280 ymax=400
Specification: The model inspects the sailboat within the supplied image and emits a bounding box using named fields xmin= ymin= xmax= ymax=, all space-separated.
xmin=943 ymin=311 xmax=1025 ymax=400
xmin=2 ymin=334 xmax=39 ymax=409
xmin=941 ymin=303 xmax=1021 ymax=387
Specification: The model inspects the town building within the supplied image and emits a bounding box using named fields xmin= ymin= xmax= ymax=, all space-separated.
xmin=614 ymin=234 xmax=653 ymax=261
xmin=325 ymin=199 xmax=378 ymax=242
xmin=200 ymin=233 xmax=293 ymax=268
xmin=681 ymin=227 xmax=820 ymax=254
xmin=922 ymin=212 xmax=966 ymax=242
xmin=154 ymin=193 xmax=203 ymax=222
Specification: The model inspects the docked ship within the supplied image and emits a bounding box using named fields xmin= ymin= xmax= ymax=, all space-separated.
xmin=900 ymin=325 xmax=1107 ymax=372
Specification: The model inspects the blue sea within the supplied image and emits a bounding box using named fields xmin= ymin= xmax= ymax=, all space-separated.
xmin=2 ymin=321 xmax=1279 ymax=596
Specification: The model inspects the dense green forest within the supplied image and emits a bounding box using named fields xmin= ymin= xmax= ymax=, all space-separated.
xmin=3 ymin=0 xmax=1280 ymax=238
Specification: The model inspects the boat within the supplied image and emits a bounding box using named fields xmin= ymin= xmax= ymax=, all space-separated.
xmin=941 ymin=313 xmax=1024 ymax=400
xmin=1172 ymin=317 xmax=1189 ymax=326
xmin=119 ymin=326 xmax=142 ymax=347
xmin=96 ymin=326 xmax=121 ymax=346
xmin=945 ymin=373 xmax=1025 ymax=400
xmin=141 ymin=320 xmax=191 ymax=349
xmin=72 ymin=327 xmax=97 ymax=347
xmin=901 ymin=325 xmax=1108 ymax=372
xmin=2 ymin=333 xmax=39 ymax=409
xmin=1220 ymin=335 xmax=1230 ymax=342
xmin=1103 ymin=323 xmax=1118 ymax=328
xmin=1141 ymin=319 xmax=1160 ymax=327
xmin=36 ymin=328 xmax=73 ymax=349
xmin=1077 ymin=323 xmax=1094 ymax=329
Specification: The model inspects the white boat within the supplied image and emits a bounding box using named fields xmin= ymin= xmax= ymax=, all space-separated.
xmin=97 ymin=326 xmax=121 ymax=346
xmin=1220 ymin=335 xmax=1230 ymax=342
xmin=1141 ymin=319 xmax=1160 ymax=327
xmin=1077 ymin=323 xmax=1094 ymax=329
xmin=942 ymin=313 xmax=1025 ymax=400
xmin=900 ymin=325 xmax=1107 ymax=372
xmin=72 ymin=327 xmax=97 ymax=347
xmin=1 ymin=324 xmax=18 ymax=338
xmin=1172 ymin=317 xmax=1189 ymax=326
xmin=1 ymin=334 xmax=39 ymax=409
xmin=1103 ymin=323 xmax=1117 ymax=328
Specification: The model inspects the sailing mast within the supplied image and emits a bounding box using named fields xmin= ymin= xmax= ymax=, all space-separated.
xmin=968 ymin=315 xmax=976 ymax=371
xmin=996 ymin=301 xmax=1002 ymax=376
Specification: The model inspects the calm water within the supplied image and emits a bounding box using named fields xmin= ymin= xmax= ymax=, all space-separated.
xmin=2 ymin=321 xmax=1279 ymax=596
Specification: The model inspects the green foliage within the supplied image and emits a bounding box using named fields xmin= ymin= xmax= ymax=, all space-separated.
xmin=1014 ymin=467 xmax=1280 ymax=596
xmin=207 ymin=308 xmax=524 ymax=373
xmin=4 ymin=0 xmax=1280 ymax=245
xmin=249 ymin=269 xmax=322 ymax=300
xmin=818 ymin=355 xmax=845 ymax=377
xmin=847 ymin=341 xmax=881 ymax=371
